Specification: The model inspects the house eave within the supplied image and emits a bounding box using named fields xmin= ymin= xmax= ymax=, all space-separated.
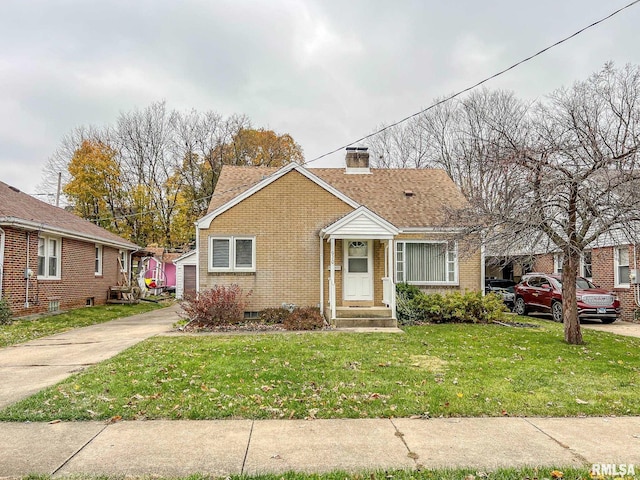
xmin=197 ymin=163 xmax=361 ymax=230
xmin=0 ymin=217 xmax=138 ymax=251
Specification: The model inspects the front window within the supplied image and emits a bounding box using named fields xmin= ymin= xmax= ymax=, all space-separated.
xmin=395 ymin=241 xmax=457 ymax=285
xmin=37 ymin=235 xmax=61 ymax=279
xmin=615 ymin=246 xmax=630 ymax=287
xmin=209 ymin=236 xmax=256 ymax=272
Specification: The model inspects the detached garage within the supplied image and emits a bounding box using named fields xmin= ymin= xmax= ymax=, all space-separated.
xmin=174 ymin=251 xmax=197 ymax=300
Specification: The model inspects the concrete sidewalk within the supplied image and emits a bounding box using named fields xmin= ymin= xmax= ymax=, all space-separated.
xmin=0 ymin=304 xmax=180 ymax=409
xmin=1 ymin=416 xmax=639 ymax=478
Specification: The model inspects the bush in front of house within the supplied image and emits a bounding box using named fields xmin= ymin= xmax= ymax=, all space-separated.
xmin=282 ymin=306 xmax=325 ymax=330
xmin=258 ymin=307 xmax=291 ymax=325
xmin=0 ymin=297 xmax=13 ymax=325
xmin=396 ymin=283 xmax=506 ymax=325
xmin=180 ymin=284 xmax=249 ymax=326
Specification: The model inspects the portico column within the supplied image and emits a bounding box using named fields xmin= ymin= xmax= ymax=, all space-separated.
xmin=330 ymin=237 xmax=336 ymax=320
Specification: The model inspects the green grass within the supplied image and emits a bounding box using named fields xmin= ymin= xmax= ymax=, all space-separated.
xmin=0 ymin=301 xmax=168 ymax=348
xmin=2 ymin=317 xmax=639 ymax=422
xmin=20 ymin=466 xmax=594 ymax=480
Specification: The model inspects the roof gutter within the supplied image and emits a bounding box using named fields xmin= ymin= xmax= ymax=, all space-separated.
xmin=0 ymin=217 xmax=138 ymax=251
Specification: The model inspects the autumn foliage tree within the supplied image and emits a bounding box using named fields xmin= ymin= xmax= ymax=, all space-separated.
xmin=41 ymin=103 xmax=304 ymax=248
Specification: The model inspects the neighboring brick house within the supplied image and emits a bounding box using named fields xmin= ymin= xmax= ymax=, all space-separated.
xmin=195 ymin=148 xmax=482 ymax=327
xmin=0 ymin=180 xmax=139 ymax=317
xmin=532 ymin=244 xmax=639 ymax=323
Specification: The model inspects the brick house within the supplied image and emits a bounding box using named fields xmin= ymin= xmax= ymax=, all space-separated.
xmin=486 ymin=237 xmax=639 ymax=323
xmin=0 ymin=180 xmax=139 ymax=317
xmin=195 ymin=148 xmax=482 ymax=327
xmin=531 ymin=244 xmax=639 ymax=323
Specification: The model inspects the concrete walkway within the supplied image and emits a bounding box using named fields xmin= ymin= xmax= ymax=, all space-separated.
xmin=0 ymin=304 xmax=180 ymax=409
xmin=1 ymin=416 xmax=639 ymax=477
xmin=1 ymin=308 xmax=640 ymax=478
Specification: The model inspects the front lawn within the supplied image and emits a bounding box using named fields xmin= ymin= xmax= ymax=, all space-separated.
xmin=0 ymin=301 xmax=167 ymax=348
xmin=1 ymin=318 xmax=638 ymax=421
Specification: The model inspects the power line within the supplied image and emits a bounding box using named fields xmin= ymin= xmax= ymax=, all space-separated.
xmin=302 ymin=0 xmax=640 ymax=167
xmin=89 ymin=0 xmax=640 ymax=225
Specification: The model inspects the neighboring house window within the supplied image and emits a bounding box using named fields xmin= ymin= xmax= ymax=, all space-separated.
xmin=553 ymin=253 xmax=563 ymax=274
xmin=119 ymin=250 xmax=128 ymax=273
xmin=395 ymin=241 xmax=457 ymax=285
xmin=581 ymin=251 xmax=592 ymax=279
xmin=37 ymin=235 xmax=61 ymax=279
xmin=615 ymin=246 xmax=630 ymax=287
xmin=95 ymin=245 xmax=103 ymax=276
xmin=209 ymin=236 xmax=256 ymax=272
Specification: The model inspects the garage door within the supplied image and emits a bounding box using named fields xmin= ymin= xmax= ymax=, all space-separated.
xmin=183 ymin=265 xmax=196 ymax=298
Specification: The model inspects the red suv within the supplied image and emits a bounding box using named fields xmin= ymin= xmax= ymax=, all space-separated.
xmin=513 ymin=273 xmax=620 ymax=324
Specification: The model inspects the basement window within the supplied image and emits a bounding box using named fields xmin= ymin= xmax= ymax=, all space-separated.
xmin=48 ymin=300 xmax=60 ymax=312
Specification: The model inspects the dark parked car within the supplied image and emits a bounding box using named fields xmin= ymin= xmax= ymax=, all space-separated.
xmin=485 ymin=279 xmax=517 ymax=308
xmin=513 ymin=273 xmax=620 ymax=323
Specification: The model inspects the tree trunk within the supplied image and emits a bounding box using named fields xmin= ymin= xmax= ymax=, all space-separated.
xmin=562 ymin=251 xmax=583 ymax=344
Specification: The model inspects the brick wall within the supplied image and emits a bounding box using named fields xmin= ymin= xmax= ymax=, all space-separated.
xmin=199 ymin=170 xmax=482 ymax=313
xmin=199 ymin=170 xmax=353 ymax=311
xmin=1 ymin=226 xmax=126 ymax=317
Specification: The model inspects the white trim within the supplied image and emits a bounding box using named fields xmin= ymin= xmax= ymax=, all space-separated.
xmin=399 ymin=227 xmax=466 ymax=234
xmin=395 ymin=240 xmax=459 ymax=286
xmin=173 ymin=250 xmax=196 ymax=264
xmin=0 ymin=217 xmax=137 ymax=251
xmin=321 ymin=206 xmax=399 ymax=240
xmin=208 ymin=236 xmax=256 ymax=272
xmin=553 ymin=253 xmax=563 ymax=274
xmin=615 ymin=245 xmax=630 ymax=288
xmin=197 ymin=163 xmax=361 ymax=229
xmin=37 ymin=234 xmax=62 ymax=280
xmin=95 ymin=244 xmax=103 ymax=276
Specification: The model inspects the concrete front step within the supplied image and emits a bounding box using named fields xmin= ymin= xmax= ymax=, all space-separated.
xmin=333 ymin=317 xmax=398 ymax=328
xmin=335 ymin=307 xmax=393 ymax=319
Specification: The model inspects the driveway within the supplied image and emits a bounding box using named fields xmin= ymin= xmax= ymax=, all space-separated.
xmin=582 ymin=319 xmax=640 ymax=338
xmin=0 ymin=304 xmax=180 ymax=409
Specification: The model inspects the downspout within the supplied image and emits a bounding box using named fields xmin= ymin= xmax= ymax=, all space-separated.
xmin=195 ymin=222 xmax=200 ymax=295
xmin=319 ymin=233 xmax=324 ymax=316
xmin=480 ymin=241 xmax=486 ymax=295
xmin=634 ymin=244 xmax=639 ymax=309
xmin=0 ymin=227 xmax=4 ymax=298
xmin=25 ymin=232 xmax=30 ymax=308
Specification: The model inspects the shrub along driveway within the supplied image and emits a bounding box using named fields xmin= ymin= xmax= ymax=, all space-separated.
xmin=0 ymin=304 xmax=179 ymax=409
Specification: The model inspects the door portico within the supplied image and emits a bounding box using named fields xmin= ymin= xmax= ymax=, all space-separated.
xmin=319 ymin=206 xmax=399 ymax=322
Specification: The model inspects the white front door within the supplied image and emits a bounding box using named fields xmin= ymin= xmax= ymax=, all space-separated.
xmin=343 ymin=240 xmax=373 ymax=301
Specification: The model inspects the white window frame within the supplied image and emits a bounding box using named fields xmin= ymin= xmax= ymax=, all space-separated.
xmin=95 ymin=245 xmax=103 ymax=276
xmin=208 ymin=236 xmax=256 ymax=272
xmin=37 ymin=235 xmax=61 ymax=280
xmin=553 ymin=253 xmax=563 ymax=274
xmin=395 ymin=240 xmax=458 ymax=286
xmin=580 ymin=250 xmax=592 ymax=280
xmin=614 ymin=245 xmax=630 ymax=288
xmin=118 ymin=250 xmax=128 ymax=273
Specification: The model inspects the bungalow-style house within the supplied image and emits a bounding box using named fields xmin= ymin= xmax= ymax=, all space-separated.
xmin=195 ymin=148 xmax=482 ymax=327
xmin=0 ymin=180 xmax=139 ymax=317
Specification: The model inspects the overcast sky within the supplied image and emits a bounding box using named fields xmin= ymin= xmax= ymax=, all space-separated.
xmin=1 ymin=0 xmax=639 ymax=195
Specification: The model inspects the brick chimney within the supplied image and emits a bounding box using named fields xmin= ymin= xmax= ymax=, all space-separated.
xmin=345 ymin=147 xmax=371 ymax=173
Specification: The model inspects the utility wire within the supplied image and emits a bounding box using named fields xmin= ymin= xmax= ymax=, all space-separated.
xmin=301 ymin=0 xmax=640 ymax=167
xmin=90 ymin=0 xmax=640 ymax=224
